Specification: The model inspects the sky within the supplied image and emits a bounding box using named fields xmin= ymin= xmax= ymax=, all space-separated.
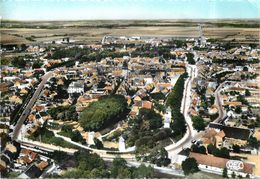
xmin=1 ymin=0 xmax=260 ymax=20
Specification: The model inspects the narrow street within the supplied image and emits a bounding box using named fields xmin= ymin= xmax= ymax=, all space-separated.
xmin=214 ymin=82 xmax=227 ymax=123
xmin=12 ymin=71 xmax=53 ymax=140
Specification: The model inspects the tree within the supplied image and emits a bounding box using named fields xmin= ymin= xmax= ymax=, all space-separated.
xmin=32 ymin=61 xmax=43 ymax=69
xmin=192 ymin=116 xmax=206 ymax=132
xmin=11 ymin=57 xmax=26 ymax=68
xmin=94 ymin=138 xmax=103 ymax=149
xmin=71 ymin=130 xmax=85 ymax=144
xmin=222 ymin=167 xmax=228 ymax=178
xmin=245 ymin=89 xmax=251 ymax=96
xmin=1 ymin=57 xmax=11 ymax=66
xmin=232 ymin=144 xmax=240 ymax=153
xmin=186 ymin=53 xmax=195 ymax=64
xmin=231 ymin=171 xmax=236 ymax=178
xmin=117 ymin=167 xmax=131 ymax=179
xmin=0 ymin=132 xmax=9 ymax=150
xmin=243 ymin=66 xmax=248 ymax=71
xmin=247 ymin=136 xmax=260 ymax=149
xmin=212 ymin=147 xmax=230 ymax=159
xmin=237 ymin=95 xmax=249 ymax=105
xmin=207 ymin=144 xmax=216 ymax=154
xmin=138 ymin=108 xmax=163 ymax=130
xmin=148 ymin=146 xmax=171 ymax=167
xmin=75 ymin=150 xmax=106 ymax=171
xmin=111 ymin=157 xmax=128 ymax=178
xmin=62 ymin=149 xmax=109 ymax=178
xmin=134 ymin=164 xmax=154 ymax=178
xmin=181 ymin=158 xmax=199 ymax=176
xmin=191 ymin=144 xmax=207 ymax=154
xmin=210 ymin=96 xmax=215 ymax=105
xmin=50 ymin=150 xmax=70 ymax=163
xmin=235 ymin=106 xmax=242 ymax=114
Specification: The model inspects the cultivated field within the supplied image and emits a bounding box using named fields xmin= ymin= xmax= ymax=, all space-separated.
xmin=1 ymin=20 xmax=259 ymax=45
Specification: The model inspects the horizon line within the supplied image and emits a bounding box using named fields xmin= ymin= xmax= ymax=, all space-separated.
xmin=2 ymin=18 xmax=260 ymax=22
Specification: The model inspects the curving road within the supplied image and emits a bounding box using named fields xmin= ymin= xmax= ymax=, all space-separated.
xmin=166 ymin=64 xmax=202 ymax=157
xmin=213 ymin=82 xmax=227 ymax=123
xmin=12 ymin=71 xmax=54 ymax=140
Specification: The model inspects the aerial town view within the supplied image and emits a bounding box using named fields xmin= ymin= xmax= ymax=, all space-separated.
xmin=0 ymin=0 xmax=260 ymax=178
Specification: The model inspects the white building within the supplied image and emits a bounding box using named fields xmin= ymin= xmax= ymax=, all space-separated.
xmin=190 ymin=152 xmax=255 ymax=178
xmin=118 ymin=136 xmax=126 ymax=152
xmin=164 ymin=106 xmax=172 ymax=128
xmin=88 ymin=131 xmax=95 ymax=145
xmin=67 ymin=81 xmax=84 ymax=96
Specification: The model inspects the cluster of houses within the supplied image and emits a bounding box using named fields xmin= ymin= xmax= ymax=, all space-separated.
xmin=20 ymin=54 xmax=186 ymax=147
xmin=0 ymin=66 xmax=40 ymax=124
xmin=0 ymin=140 xmax=52 ymax=178
xmin=173 ymin=44 xmax=260 ymax=177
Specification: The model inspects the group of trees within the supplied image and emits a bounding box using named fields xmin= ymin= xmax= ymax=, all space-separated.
xmin=125 ymin=108 xmax=171 ymax=166
xmin=84 ymin=50 xmax=129 ymax=62
xmin=62 ymin=150 xmax=109 ymax=178
xmin=127 ymin=108 xmax=165 ymax=148
xmin=212 ymin=58 xmax=251 ymax=66
xmin=192 ymin=116 xmax=206 ymax=132
xmin=191 ymin=144 xmax=207 ymax=154
xmin=237 ymin=95 xmax=249 ymax=105
xmin=110 ymin=157 xmax=154 ymax=178
xmin=79 ymin=95 xmax=128 ymax=131
xmin=191 ymin=143 xmax=230 ymax=159
xmin=145 ymin=146 xmax=171 ymax=167
xmin=11 ymin=56 xmax=26 ymax=68
xmin=32 ymin=60 xmax=43 ymax=69
xmin=48 ymin=47 xmax=129 ymax=68
xmin=58 ymin=125 xmax=85 ymax=144
xmin=150 ymin=92 xmax=166 ymax=113
xmin=136 ymin=145 xmax=171 ymax=167
xmin=181 ymin=158 xmax=199 ymax=176
xmin=168 ymin=39 xmax=187 ymax=48
xmin=207 ymin=144 xmax=230 ymax=158
xmin=61 ymin=150 xmax=155 ymax=178
xmin=1 ymin=57 xmax=12 ymax=66
xmin=166 ymin=73 xmax=188 ymax=138
xmin=212 ymin=147 xmax=230 ymax=159
xmin=150 ymin=92 xmax=165 ymax=101
xmin=49 ymin=47 xmax=91 ymax=59
xmin=48 ymin=105 xmax=78 ymax=121
xmin=131 ymin=44 xmax=176 ymax=59
xmin=186 ymin=53 xmax=195 ymax=64
xmin=29 ymin=125 xmax=77 ymax=149
xmin=10 ymin=56 xmax=44 ymax=69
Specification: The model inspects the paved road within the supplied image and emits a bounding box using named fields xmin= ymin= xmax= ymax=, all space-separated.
xmin=166 ymin=65 xmax=199 ymax=157
xmin=53 ymin=131 xmax=136 ymax=159
xmin=213 ymin=82 xmax=227 ymax=123
xmin=21 ymin=139 xmax=77 ymax=154
xmin=12 ymin=71 xmax=53 ymax=140
xmin=213 ymin=80 xmax=249 ymax=124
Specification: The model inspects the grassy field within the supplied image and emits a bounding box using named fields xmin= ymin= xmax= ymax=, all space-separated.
xmin=1 ymin=20 xmax=259 ymax=45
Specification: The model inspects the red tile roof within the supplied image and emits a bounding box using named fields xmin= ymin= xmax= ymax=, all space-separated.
xmin=142 ymin=101 xmax=152 ymax=109
xmin=189 ymin=152 xmax=254 ymax=174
